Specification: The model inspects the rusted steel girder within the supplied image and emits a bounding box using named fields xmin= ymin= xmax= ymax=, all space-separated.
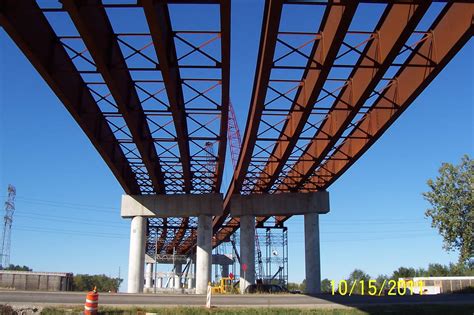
xmin=0 ymin=0 xmax=140 ymax=194
xmin=254 ymin=1 xmax=359 ymax=193
xmin=259 ymin=1 xmax=433 ymax=227
xmin=216 ymin=0 xmax=231 ymax=193
xmin=307 ymin=2 xmax=474 ymax=191
xmin=144 ymin=0 xmax=230 ymax=254
xmin=142 ymin=0 xmax=192 ymax=193
xmin=273 ymin=2 xmax=473 ymax=225
xmin=63 ymin=0 xmax=166 ymax=194
xmin=212 ymin=0 xmax=285 ymax=233
xmin=279 ymin=1 xmax=431 ymax=192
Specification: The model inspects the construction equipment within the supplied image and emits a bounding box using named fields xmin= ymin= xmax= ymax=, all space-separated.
xmin=227 ymin=101 xmax=241 ymax=169
xmin=230 ymin=237 xmax=241 ymax=264
xmin=211 ymin=277 xmax=238 ymax=294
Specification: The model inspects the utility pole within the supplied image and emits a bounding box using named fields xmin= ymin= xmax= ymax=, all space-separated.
xmin=0 ymin=185 xmax=16 ymax=269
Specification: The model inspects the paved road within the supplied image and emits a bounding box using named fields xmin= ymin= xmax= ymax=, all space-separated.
xmin=1 ymin=291 xmax=474 ymax=308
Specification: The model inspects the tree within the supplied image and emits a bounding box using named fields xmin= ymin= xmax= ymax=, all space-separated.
xmin=392 ymin=267 xmax=416 ymax=279
xmin=423 ymin=155 xmax=473 ymax=263
xmin=287 ymin=282 xmax=301 ymax=291
xmin=3 ymin=264 xmax=32 ymax=271
xmin=300 ymin=279 xmax=306 ymax=292
xmin=376 ymin=274 xmax=389 ymax=290
xmin=426 ymin=263 xmax=449 ymax=277
xmin=72 ymin=274 xmax=122 ymax=292
xmin=321 ymin=278 xmax=332 ymax=293
xmin=346 ymin=269 xmax=371 ymax=295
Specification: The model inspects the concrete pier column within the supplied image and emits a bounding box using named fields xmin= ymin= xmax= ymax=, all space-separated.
xmin=145 ymin=263 xmax=153 ymax=289
xmin=222 ymin=264 xmax=229 ymax=278
xmin=304 ymin=213 xmax=321 ymax=294
xmin=127 ymin=216 xmax=146 ymax=293
xmin=196 ymin=214 xmax=212 ymax=294
xmin=157 ymin=277 xmax=163 ymax=289
xmin=240 ymin=215 xmax=255 ymax=294
xmin=187 ymin=277 xmax=193 ymax=289
xmin=174 ymin=263 xmax=182 ymax=289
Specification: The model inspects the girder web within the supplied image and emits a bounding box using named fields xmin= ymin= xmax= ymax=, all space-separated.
xmin=211 ymin=0 xmax=473 ymax=245
xmin=2 ymin=0 xmax=229 ymax=255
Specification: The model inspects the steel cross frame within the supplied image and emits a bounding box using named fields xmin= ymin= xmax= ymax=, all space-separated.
xmin=2 ymin=0 xmax=230 ymax=255
xmin=271 ymin=2 xmax=474 ymax=224
xmin=212 ymin=0 xmax=472 ymax=246
xmin=0 ymin=0 xmax=140 ymax=194
xmin=303 ymin=2 xmax=474 ymax=192
xmin=277 ymin=1 xmax=431 ymax=193
xmin=254 ymin=1 xmax=433 ymax=227
xmin=211 ymin=0 xmax=285 ymax=234
xmin=63 ymin=0 xmax=166 ymax=194
xmin=275 ymin=2 xmax=474 ymax=224
xmin=253 ymin=1 xmax=359 ymax=193
xmin=142 ymin=0 xmax=193 ymax=193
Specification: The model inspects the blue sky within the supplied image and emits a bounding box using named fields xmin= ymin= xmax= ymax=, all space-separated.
xmin=0 ymin=1 xmax=472 ymax=291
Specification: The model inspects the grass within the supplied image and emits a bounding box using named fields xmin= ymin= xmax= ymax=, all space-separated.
xmin=37 ymin=304 xmax=474 ymax=315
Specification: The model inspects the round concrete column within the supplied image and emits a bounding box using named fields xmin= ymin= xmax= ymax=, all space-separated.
xmin=174 ymin=263 xmax=182 ymax=289
xmin=304 ymin=213 xmax=321 ymax=294
xmin=240 ymin=215 xmax=255 ymax=294
xmin=196 ymin=214 xmax=212 ymax=294
xmin=127 ymin=216 xmax=146 ymax=293
xmin=145 ymin=263 xmax=153 ymax=289
xmin=157 ymin=277 xmax=163 ymax=289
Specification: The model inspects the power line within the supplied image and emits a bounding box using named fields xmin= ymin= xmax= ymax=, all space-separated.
xmin=13 ymin=225 xmax=127 ymax=238
xmin=14 ymin=196 xmax=118 ymax=213
xmin=14 ymin=212 xmax=127 ymax=227
xmin=13 ymin=227 xmax=127 ymax=240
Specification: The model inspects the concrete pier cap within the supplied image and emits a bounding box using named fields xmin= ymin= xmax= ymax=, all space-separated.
xmin=121 ymin=193 xmax=223 ymax=218
xmin=230 ymin=191 xmax=329 ymax=216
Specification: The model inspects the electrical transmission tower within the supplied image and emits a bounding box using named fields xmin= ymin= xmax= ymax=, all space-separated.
xmin=0 ymin=184 xmax=16 ymax=269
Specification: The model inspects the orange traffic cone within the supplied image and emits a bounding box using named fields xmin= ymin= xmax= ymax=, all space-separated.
xmin=84 ymin=286 xmax=99 ymax=315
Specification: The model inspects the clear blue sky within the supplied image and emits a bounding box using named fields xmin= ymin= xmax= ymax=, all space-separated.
xmin=0 ymin=1 xmax=472 ymax=291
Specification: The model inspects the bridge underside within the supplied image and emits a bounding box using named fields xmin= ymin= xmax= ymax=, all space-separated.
xmin=1 ymin=0 xmax=230 ymax=256
xmin=1 ymin=0 xmax=472 ymax=295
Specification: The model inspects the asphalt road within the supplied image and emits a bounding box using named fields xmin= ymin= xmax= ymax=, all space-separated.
xmin=1 ymin=291 xmax=474 ymax=308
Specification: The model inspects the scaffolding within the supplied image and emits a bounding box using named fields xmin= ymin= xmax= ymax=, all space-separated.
xmin=225 ymin=226 xmax=288 ymax=287
xmin=260 ymin=226 xmax=288 ymax=286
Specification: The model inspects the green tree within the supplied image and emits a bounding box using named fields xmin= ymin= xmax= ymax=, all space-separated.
xmin=426 ymin=263 xmax=449 ymax=276
xmin=392 ymin=267 xmax=416 ymax=279
xmin=346 ymin=269 xmax=371 ymax=295
xmin=300 ymin=279 xmax=306 ymax=292
xmin=3 ymin=264 xmax=32 ymax=271
xmin=448 ymin=262 xmax=474 ymax=276
xmin=423 ymin=155 xmax=473 ymax=263
xmin=72 ymin=274 xmax=122 ymax=292
xmin=287 ymin=282 xmax=300 ymax=291
xmin=375 ymin=274 xmax=389 ymax=290
xmin=321 ymin=278 xmax=332 ymax=293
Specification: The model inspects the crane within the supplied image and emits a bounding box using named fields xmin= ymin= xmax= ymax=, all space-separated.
xmin=227 ymin=101 xmax=264 ymax=282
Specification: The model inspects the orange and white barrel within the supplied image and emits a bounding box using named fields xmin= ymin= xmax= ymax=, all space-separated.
xmin=84 ymin=288 xmax=99 ymax=315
